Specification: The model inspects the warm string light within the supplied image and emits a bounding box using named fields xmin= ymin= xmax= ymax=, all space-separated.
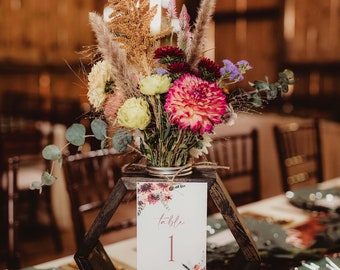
xmin=103 ymin=5 xmax=113 ymax=22
xmin=149 ymin=0 xmax=162 ymax=35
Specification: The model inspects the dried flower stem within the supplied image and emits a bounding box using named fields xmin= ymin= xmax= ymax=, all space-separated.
xmin=107 ymin=0 xmax=171 ymax=76
xmin=89 ymin=12 xmax=139 ymax=98
xmin=186 ymin=0 xmax=216 ymax=68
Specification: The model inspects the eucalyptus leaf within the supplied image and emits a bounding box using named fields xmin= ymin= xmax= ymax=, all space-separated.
xmin=250 ymin=80 xmax=270 ymax=91
xmin=30 ymin=181 xmax=43 ymax=190
xmin=100 ymin=140 xmax=106 ymax=150
xmin=41 ymin=171 xmax=57 ymax=186
xmin=91 ymin=118 xmax=107 ymax=140
xmin=42 ymin=145 xmax=62 ymax=161
xmin=66 ymin=123 xmax=86 ymax=146
xmin=112 ymin=129 xmax=132 ymax=152
xmin=266 ymin=87 xmax=278 ymax=100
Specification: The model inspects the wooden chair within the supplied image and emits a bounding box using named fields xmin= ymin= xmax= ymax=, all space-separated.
xmin=0 ymin=180 xmax=7 ymax=267
xmin=205 ymin=129 xmax=260 ymax=212
xmin=6 ymin=156 xmax=62 ymax=268
xmin=273 ymin=118 xmax=324 ymax=192
xmin=62 ymin=149 xmax=140 ymax=249
xmin=1 ymin=127 xmax=62 ymax=269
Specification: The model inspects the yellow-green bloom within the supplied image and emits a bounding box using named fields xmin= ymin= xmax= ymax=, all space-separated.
xmin=140 ymin=74 xmax=171 ymax=95
xmin=117 ymin=97 xmax=151 ymax=130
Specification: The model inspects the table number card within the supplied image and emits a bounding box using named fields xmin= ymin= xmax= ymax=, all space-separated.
xmin=137 ymin=182 xmax=207 ymax=270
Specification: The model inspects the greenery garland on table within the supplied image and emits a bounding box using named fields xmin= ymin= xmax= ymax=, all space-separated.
xmin=207 ymin=215 xmax=340 ymax=269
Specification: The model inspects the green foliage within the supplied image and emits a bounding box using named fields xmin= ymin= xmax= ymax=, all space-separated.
xmin=66 ymin=123 xmax=86 ymax=146
xmin=30 ymin=171 xmax=57 ymax=191
xmin=31 ymin=122 xmax=88 ymax=190
xmin=249 ymin=69 xmax=295 ymax=100
xmin=42 ymin=145 xmax=62 ymax=161
xmin=91 ymin=118 xmax=107 ymax=140
xmin=229 ymin=69 xmax=295 ymax=112
xmin=112 ymin=129 xmax=132 ymax=152
xmin=41 ymin=171 xmax=57 ymax=186
xmin=30 ymin=181 xmax=43 ymax=190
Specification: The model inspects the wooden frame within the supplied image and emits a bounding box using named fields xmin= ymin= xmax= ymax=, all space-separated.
xmin=74 ymin=168 xmax=260 ymax=269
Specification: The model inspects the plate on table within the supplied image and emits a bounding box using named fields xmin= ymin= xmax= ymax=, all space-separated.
xmin=295 ymin=256 xmax=340 ymax=270
xmin=286 ymin=187 xmax=340 ymax=213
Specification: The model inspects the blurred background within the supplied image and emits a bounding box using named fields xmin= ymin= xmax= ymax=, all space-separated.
xmin=0 ymin=0 xmax=339 ymax=268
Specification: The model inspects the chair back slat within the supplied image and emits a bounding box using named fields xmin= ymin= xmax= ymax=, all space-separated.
xmin=273 ymin=118 xmax=323 ymax=192
xmin=63 ymin=149 xmax=140 ymax=248
xmin=205 ymin=129 xmax=260 ymax=210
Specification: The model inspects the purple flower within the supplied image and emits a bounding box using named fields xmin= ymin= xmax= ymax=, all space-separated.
xmin=155 ymin=68 xmax=169 ymax=75
xmin=236 ymin=60 xmax=252 ymax=74
xmin=220 ymin=59 xmax=240 ymax=81
xmin=236 ymin=60 xmax=252 ymax=81
xmin=236 ymin=60 xmax=252 ymax=69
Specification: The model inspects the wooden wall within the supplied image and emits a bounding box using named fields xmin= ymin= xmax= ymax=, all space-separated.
xmin=282 ymin=0 xmax=340 ymax=121
xmin=0 ymin=0 xmax=339 ymax=125
xmin=214 ymin=0 xmax=283 ymax=85
xmin=0 ymin=0 xmax=108 ymax=125
xmin=185 ymin=0 xmax=340 ymax=121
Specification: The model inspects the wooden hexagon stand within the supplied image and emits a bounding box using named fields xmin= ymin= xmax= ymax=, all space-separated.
xmin=74 ymin=168 xmax=261 ymax=270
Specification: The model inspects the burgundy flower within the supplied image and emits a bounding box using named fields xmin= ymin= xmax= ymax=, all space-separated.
xmin=154 ymin=46 xmax=186 ymax=64
xmin=167 ymin=62 xmax=191 ymax=79
xmin=197 ymin=57 xmax=222 ymax=82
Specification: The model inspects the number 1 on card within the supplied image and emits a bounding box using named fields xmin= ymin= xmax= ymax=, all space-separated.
xmin=169 ymin=235 xmax=174 ymax=262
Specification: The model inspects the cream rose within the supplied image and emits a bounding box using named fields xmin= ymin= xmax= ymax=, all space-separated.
xmin=117 ymin=97 xmax=151 ymax=130
xmin=140 ymin=74 xmax=171 ymax=95
xmin=87 ymin=60 xmax=112 ymax=110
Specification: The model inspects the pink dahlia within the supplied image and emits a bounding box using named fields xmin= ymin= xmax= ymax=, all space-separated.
xmin=164 ymin=74 xmax=227 ymax=134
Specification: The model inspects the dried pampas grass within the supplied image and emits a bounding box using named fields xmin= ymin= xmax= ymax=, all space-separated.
xmin=89 ymin=12 xmax=139 ymax=98
xmin=186 ymin=0 xmax=216 ymax=69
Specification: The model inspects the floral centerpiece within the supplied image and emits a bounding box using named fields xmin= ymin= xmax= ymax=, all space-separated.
xmin=31 ymin=0 xmax=294 ymax=190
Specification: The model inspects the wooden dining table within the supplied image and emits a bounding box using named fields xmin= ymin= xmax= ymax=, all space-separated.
xmin=33 ymin=177 xmax=340 ymax=270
